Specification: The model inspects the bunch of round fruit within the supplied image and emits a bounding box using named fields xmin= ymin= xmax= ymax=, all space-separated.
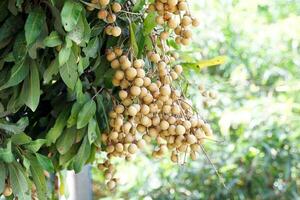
xmin=89 ymin=0 xmax=213 ymax=190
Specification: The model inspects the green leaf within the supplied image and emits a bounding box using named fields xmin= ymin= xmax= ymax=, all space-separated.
xmin=13 ymin=32 xmax=27 ymax=61
xmin=11 ymin=133 xmax=32 ymax=145
xmin=44 ymin=31 xmax=63 ymax=47
xmin=46 ymin=109 xmax=70 ymax=145
xmin=77 ymin=99 xmax=96 ymax=129
xmin=67 ymin=13 xmax=90 ymax=45
xmin=143 ymin=12 xmax=156 ymax=36
xmin=59 ymin=52 xmax=78 ymax=90
xmin=0 ymin=140 xmax=14 ymax=163
xmin=61 ymin=1 xmax=83 ymax=32
xmin=67 ymin=102 xmax=82 ymax=128
xmin=73 ymin=135 xmax=91 ymax=173
xmin=58 ymin=45 xmax=72 ymax=66
xmin=25 ymin=8 xmax=46 ymax=46
xmin=0 ymin=119 xmax=26 ymax=134
xmin=0 ymin=59 xmax=29 ymax=91
xmin=132 ymin=0 xmax=145 ymax=12
xmin=83 ymin=37 xmax=99 ymax=58
xmin=25 ymin=60 xmax=40 ymax=112
xmin=0 ymin=15 xmax=23 ymax=43
xmin=24 ymin=139 xmax=46 ymax=152
xmin=28 ymin=155 xmax=48 ymax=200
xmin=56 ymin=126 xmax=77 ymax=155
xmin=0 ymin=163 xmax=6 ymax=193
xmin=129 ymin=22 xmax=139 ymax=56
xmin=88 ymin=117 xmax=97 ymax=144
xmin=9 ymin=162 xmax=31 ymax=200
xmin=78 ymin=56 xmax=89 ymax=75
xmin=43 ymin=58 xmax=59 ymax=84
xmin=36 ymin=153 xmax=54 ymax=173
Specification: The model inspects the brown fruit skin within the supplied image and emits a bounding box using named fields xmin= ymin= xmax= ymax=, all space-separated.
xmin=97 ymin=10 xmax=108 ymax=20
xmin=3 ymin=185 xmax=13 ymax=197
xmin=112 ymin=2 xmax=122 ymax=13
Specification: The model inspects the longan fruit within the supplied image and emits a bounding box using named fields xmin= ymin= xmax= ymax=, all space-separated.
xmin=114 ymin=70 xmax=124 ymax=80
xmin=97 ymin=9 xmax=108 ymax=20
xmin=176 ymin=125 xmax=186 ymax=135
xmin=112 ymin=26 xmax=122 ymax=37
xmin=160 ymin=85 xmax=171 ymax=96
xmin=112 ymin=2 xmax=122 ymax=13
xmin=99 ymin=0 xmax=110 ymax=7
xmin=111 ymin=59 xmax=120 ymax=69
xmin=107 ymin=180 xmax=116 ymax=190
xmin=107 ymin=14 xmax=116 ymax=23
xmin=128 ymin=144 xmax=138 ymax=154
xmin=130 ymin=86 xmax=141 ymax=96
xmin=125 ymin=67 xmax=137 ymax=80
xmin=3 ymin=185 xmax=13 ymax=197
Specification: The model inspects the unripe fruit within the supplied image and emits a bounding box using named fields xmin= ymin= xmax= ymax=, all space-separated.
xmin=115 ymin=143 xmax=124 ymax=152
xmin=168 ymin=18 xmax=178 ymax=29
xmin=114 ymin=47 xmax=123 ymax=56
xmin=128 ymin=144 xmax=138 ymax=154
xmin=176 ymin=125 xmax=186 ymax=135
xmin=160 ymin=120 xmax=170 ymax=130
xmin=126 ymin=68 xmax=137 ymax=80
xmin=178 ymin=2 xmax=187 ymax=11
xmin=192 ymin=18 xmax=200 ymax=27
xmin=98 ymin=10 xmax=108 ymax=20
xmin=106 ymin=52 xmax=116 ymax=61
xmin=133 ymin=59 xmax=144 ymax=68
xmin=130 ymin=86 xmax=141 ymax=96
xmin=119 ymin=90 xmax=128 ymax=100
xmin=134 ymin=77 xmax=144 ymax=87
xmin=137 ymin=139 xmax=146 ymax=149
xmin=107 ymin=14 xmax=116 ymax=23
xmin=112 ymin=2 xmax=122 ymax=13
xmin=105 ymin=25 xmax=113 ymax=35
xmin=186 ymin=134 xmax=197 ymax=144
xmin=107 ymin=180 xmax=116 ymax=190
xmin=168 ymin=0 xmax=178 ymax=6
xmin=99 ymin=0 xmax=110 ymax=7
xmin=111 ymin=59 xmax=120 ymax=69
xmin=156 ymin=16 xmax=164 ymax=25
xmin=174 ymin=64 xmax=183 ymax=74
xmin=181 ymin=15 xmax=192 ymax=27
xmin=3 ymin=185 xmax=12 ymax=197
xmin=114 ymin=70 xmax=124 ymax=80
xmin=150 ymin=53 xmax=160 ymax=63
xmin=112 ymin=26 xmax=122 ymax=37
xmin=160 ymin=85 xmax=171 ymax=96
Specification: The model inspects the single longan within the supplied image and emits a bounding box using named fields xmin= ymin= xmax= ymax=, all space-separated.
xmin=112 ymin=26 xmax=122 ymax=37
xmin=112 ymin=2 xmax=122 ymax=13
xmin=128 ymin=143 xmax=138 ymax=154
xmin=97 ymin=10 xmax=108 ymax=20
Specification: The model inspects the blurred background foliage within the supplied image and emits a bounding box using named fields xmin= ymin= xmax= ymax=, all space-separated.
xmin=92 ymin=0 xmax=300 ymax=199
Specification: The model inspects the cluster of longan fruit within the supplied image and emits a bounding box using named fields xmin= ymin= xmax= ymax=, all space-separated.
xmin=98 ymin=45 xmax=213 ymax=189
xmin=88 ymin=0 xmax=122 ymax=37
xmin=147 ymin=0 xmax=199 ymax=45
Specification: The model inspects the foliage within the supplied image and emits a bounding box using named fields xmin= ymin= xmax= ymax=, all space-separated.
xmin=92 ymin=0 xmax=300 ymax=199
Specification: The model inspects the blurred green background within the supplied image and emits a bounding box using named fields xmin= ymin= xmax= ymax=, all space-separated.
xmin=92 ymin=0 xmax=300 ymax=199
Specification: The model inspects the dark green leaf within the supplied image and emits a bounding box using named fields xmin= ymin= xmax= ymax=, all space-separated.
xmin=9 ymin=162 xmax=30 ymax=200
xmin=24 ymin=139 xmax=46 ymax=152
xmin=0 ymin=140 xmax=14 ymax=163
xmin=0 ymin=15 xmax=23 ymax=43
xmin=77 ymin=99 xmax=96 ymax=129
xmin=61 ymin=1 xmax=83 ymax=32
xmin=25 ymin=60 xmax=40 ymax=111
xmin=36 ymin=153 xmax=54 ymax=173
xmin=67 ymin=102 xmax=82 ymax=128
xmin=143 ymin=12 xmax=156 ymax=36
xmin=132 ymin=0 xmax=145 ymax=12
xmin=129 ymin=23 xmax=139 ymax=56
xmin=56 ymin=126 xmax=77 ymax=154
xmin=83 ymin=37 xmax=99 ymax=58
xmin=59 ymin=52 xmax=78 ymax=90
xmin=13 ymin=32 xmax=27 ymax=61
xmin=43 ymin=58 xmax=59 ymax=84
xmin=11 ymin=133 xmax=32 ymax=145
xmin=0 ymin=59 xmax=29 ymax=91
xmin=46 ymin=108 xmax=70 ymax=145
xmin=44 ymin=31 xmax=63 ymax=47
xmin=73 ymin=135 xmax=91 ymax=173
xmin=25 ymin=8 xmax=46 ymax=45
xmin=58 ymin=45 xmax=72 ymax=66
xmin=0 ymin=163 xmax=6 ymax=192
xmin=28 ymin=155 xmax=48 ymax=200
xmin=88 ymin=117 xmax=97 ymax=144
